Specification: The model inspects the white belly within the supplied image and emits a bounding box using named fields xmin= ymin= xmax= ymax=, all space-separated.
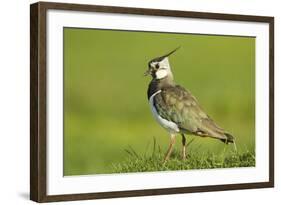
xmin=149 ymin=90 xmax=180 ymax=134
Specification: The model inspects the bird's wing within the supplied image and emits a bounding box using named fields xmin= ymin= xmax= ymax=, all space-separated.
xmin=154 ymin=85 xmax=234 ymax=143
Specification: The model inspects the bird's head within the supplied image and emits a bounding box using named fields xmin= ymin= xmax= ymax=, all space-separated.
xmin=144 ymin=47 xmax=180 ymax=80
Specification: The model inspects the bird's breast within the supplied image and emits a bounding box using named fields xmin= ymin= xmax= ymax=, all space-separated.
xmin=148 ymin=90 xmax=180 ymax=134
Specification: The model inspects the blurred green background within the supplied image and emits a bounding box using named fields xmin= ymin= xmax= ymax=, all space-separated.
xmin=63 ymin=28 xmax=255 ymax=176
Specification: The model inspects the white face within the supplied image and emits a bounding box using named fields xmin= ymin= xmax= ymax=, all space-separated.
xmin=155 ymin=69 xmax=168 ymax=79
xmin=150 ymin=57 xmax=173 ymax=80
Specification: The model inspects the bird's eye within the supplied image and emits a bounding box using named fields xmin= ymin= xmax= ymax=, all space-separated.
xmin=155 ymin=64 xmax=160 ymax=69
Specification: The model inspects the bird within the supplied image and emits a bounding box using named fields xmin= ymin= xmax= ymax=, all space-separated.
xmin=144 ymin=47 xmax=235 ymax=162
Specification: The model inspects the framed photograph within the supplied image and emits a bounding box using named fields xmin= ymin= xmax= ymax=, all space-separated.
xmin=30 ymin=1 xmax=274 ymax=202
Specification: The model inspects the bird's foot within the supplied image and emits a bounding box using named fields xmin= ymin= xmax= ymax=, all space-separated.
xmin=163 ymin=156 xmax=169 ymax=164
xmin=182 ymin=152 xmax=187 ymax=160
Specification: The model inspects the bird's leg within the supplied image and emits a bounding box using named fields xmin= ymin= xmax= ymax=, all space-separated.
xmin=164 ymin=134 xmax=176 ymax=162
xmin=233 ymin=140 xmax=237 ymax=152
xmin=181 ymin=134 xmax=186 ymax=160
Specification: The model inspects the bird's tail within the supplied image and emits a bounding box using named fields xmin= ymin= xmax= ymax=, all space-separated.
xmin=220 ymin=132 xmax=235 ymax=144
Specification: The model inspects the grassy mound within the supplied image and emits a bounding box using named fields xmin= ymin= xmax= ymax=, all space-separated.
xmin=112 ymin=139 xmax=255 ymax=173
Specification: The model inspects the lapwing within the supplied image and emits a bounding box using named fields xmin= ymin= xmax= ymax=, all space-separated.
xmin=145 ymin=47 xmax=235 ymax=162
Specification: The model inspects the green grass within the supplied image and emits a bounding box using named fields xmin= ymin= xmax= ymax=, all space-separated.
xmin=112 ymin=138 xmax=255 ymax=173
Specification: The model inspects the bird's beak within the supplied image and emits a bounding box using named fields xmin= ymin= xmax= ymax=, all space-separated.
xmin=144 ymin=69 xmax=150 ymax=76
